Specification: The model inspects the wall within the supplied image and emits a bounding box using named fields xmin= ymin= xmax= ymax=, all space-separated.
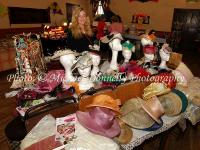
xmin=0 ymin=0 xmax=89 ymax=29
xmin=110 ymin=0 xmax=200 ymax=32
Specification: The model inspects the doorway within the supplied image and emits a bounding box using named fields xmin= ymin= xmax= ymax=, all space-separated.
xmin=171 ymin=9 xmax=200 ymax=51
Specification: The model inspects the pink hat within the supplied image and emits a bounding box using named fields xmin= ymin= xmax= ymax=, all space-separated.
xmin=76 ymin=107 xmax=120 ymax=138
xmin=143 ymin=45 xmax=156 ymax=54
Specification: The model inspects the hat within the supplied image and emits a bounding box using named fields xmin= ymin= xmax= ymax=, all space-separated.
xmin=141 ymin=96 xmax=164 ymax=124
xmin=143 ymin=83 xmax=171 ymax=100
xmin=51 ymin=49 xmax=79 ymax=60
xmin=86 ymin=94 xmax=121 ymax=114
xmin=73 ymin=53 xmax=93 ymax=70
xmin=158 ymin=92 xmax=183 ymax=116
xmin=113 ymin=119 xmax=133 ymax=144
xmin=76 ymin=107 xmax=121 ymax=138
xmin=172 ymin=89 xmax=188 ymax=113
xmin=143 ymin=45 xmax=156 ymax=54
xmin=143 ymin=118 xmax=163 ymax=131
xmin=122 ymin=40 xmax=135 ymax=52
xmin=100 ymin=33 xmax=123 ymax=43
xmin=161 ymin=43 xmax=172 ymax=54
xmin=120 ymin=98 xmax=155 ymax=129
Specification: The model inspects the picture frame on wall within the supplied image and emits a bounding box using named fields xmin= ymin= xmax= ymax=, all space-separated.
xmin=131 ymin=14 xmax=150 ymax=24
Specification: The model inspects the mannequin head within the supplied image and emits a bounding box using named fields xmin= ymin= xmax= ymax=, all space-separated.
xmin=122 ymin=50 xmax=132 ymax=61
xmin=159 ymin=49 xmax=170 ymax=61
xmin=141 ymin=35 xmax=153 ymax=47
xmin=109 ymin=38 xmax=122 ymax=51
xmin=143 ymin=45 xmax=156 ymax=62
xmin=144 ymin=53 xmax=154 ymax=62
xmin=90 ymin=53 xmax=101 ymax=67
xmin=122 ymin=40 xmax=135 ymax=62
xmin=60 ymin=54 xmax=76 ymax=69
xmin=78 ymin=66 xmax=91 ymax=78
xmin=75 ymin=53 xmax=93 ymax=78
xmin=159 ymin=44 xmax=172 ymax=62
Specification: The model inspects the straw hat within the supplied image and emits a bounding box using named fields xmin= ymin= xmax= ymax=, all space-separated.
xmin=172 ymin=89 xmax=188 ymax=113
xmin=143 ymin=83 xmax=171 ymax=100
xmin=113 ymin=119 xmax=133 ymax=144
xmin=51 ymin=49 xmax=79 ymax=60
xmin=120 ymin=98 xmax=155 ymax=129
xmin=158 ymin=92 xmax=182 ymax=116
xmin=73 ymin=53 xmax=93 ymax=70
xmin=100 ymin=33 xmax=123 ymax=43
xmin=76 ymin=107 xmax=120 ymax=138
xmin=141 ymin=96 xmax=164 ymax=124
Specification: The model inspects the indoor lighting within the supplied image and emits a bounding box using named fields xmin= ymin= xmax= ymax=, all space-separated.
xmin=95 ymin=1 xmax=104 ymax=15
xmin=63 ymin=22 xmax=67 ymax=26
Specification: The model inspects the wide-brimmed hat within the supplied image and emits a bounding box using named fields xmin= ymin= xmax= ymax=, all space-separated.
xmin=84 ymin=94 xmax=121 ymax=114
xmin=73 ymin=52 xmax=93 ymax=70
xmin=141 ymin=96 xmax=164 ymax=124
xmin=113 ymin=119 xmax=133 ymax=144
xmin=172 ymin=89 xmax=188 ymax=113
xmin=143 ymin=83 xmax=171 ymax=100
xmin=120 ymin=98 xmax=155 ymax=129
xmin=100 ymin=33 xmax=123 ymax=43
xmin=51 ymin=49 xmax=79 ymax=60
xmin=76 ymin=107 xmax=121 ymax=138
xmin=158 ymin=92 xmax=183 ymax=116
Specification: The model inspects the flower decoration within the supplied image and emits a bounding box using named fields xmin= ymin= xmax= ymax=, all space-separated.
xmin=50 ymin=2 xmax=63 ymax=15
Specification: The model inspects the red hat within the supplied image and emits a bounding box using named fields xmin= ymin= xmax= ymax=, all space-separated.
xmin=143 ymin=45 xmax=156 ymax=54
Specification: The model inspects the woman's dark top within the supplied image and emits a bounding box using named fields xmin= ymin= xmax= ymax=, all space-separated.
xmin=66 ymin=29 xmax=94 ymax=53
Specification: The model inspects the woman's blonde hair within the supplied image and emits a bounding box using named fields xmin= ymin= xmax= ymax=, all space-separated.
xmin=70 ymin=7 xmax=93 ymax=39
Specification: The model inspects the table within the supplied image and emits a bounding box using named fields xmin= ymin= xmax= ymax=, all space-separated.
xmin=20 ymin=114 xmax=183 ymax=150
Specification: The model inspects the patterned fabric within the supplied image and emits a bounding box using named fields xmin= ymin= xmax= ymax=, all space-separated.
xmin=13 ymin=33 xmax=46 ymax=87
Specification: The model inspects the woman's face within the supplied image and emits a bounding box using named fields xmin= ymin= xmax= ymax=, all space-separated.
xmin=78 ymin=10 xmax=87 ymax=26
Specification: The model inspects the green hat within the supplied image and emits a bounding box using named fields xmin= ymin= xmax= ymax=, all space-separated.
xmin=122 ymin=40 xmax=135 ymax=52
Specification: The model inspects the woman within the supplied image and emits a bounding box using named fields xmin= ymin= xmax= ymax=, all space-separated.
xmin=66 ymin=7 xmax=94 ymax=53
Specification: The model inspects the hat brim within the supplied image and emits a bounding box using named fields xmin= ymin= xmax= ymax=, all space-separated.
xmin=51 ymin=50 xmax=79 ymax=60
xmin=114 ymin=121 xmax=133 ymax=144
xmin=141 ymin=102 xmax=162 ymax=124
xmin=120 ymin=98 xmax=155 ymax=129
xmin=86 ymin=104 xmax=121 ymax=115
xmin=76 ymin=111 xmax=120 ymax=138
xmin=158 ymin=92 xmax=182 ymax=116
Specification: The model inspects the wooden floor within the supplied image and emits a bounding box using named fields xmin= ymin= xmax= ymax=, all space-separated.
xmin=0 ymin=49 xmax=200 ymax=150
